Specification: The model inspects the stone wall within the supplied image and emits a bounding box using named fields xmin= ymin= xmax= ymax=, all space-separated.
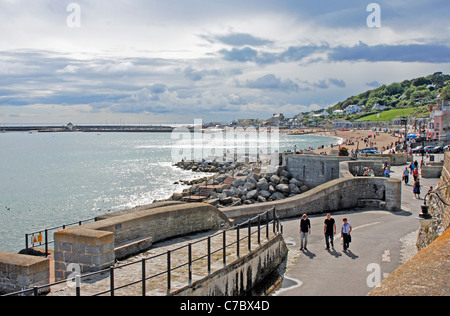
xmin=0 ymin=252 xmax=49 ymax=295
xmin=417 ymin=153 xmax=450 ymax=250
xmin=54 ymin=203 xmax=232 ymax=281
xmin=222 ymin=177 xmax=401 ymax=224
xmin=284 ymin=154 xmax=350 ymax=189
xmin=170 ymin=234 xmax=288 ymax=296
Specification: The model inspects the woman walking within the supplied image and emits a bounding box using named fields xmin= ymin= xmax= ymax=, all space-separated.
xmin=413 ymin=178 xmax=421 ymax=199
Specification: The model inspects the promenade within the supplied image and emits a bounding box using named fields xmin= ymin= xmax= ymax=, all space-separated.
xmin=274 ymin=154 xmax=443 ymax=296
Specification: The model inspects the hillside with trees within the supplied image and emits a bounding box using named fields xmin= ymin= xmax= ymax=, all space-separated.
xmin=328 ymin=72 xmax=450 ymax=122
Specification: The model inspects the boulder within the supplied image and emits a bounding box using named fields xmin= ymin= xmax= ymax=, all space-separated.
xmin=244 ymin=182 xmax=256 ymax=191
xmin=276 ymin=184 xmax=290 ymax=194
xmin=232 ymin=178 xmax=246 ymax=187
xmin=246 ymin=189 xmax=259 ymax=200
xmin=300 ymin=185 xmax=310 ymax=193
xmin=256 ymin=180 xmax=269 ymax=191
xmin=289 ymin=184 xmax=301 ymax=194
xmin=270 ymin=192 xmax=285 ymax=200
xmin=289 ymin=178 xmax=303 ymax=187
xmin=270 ymin=175 xmax=280 ymax=185
xmin=259 ymin=190 xmax=271 ymax=199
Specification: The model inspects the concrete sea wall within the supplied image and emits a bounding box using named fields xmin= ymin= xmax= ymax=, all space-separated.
xmin=0 ymin=252 xmax=49 ymax=295
xmin=170 ymin=235 xmax=288 ymax=296
xmin=222 ymin=176 xmax=401 ymax=224
xmin=54 ymin=203 xmax=232 ymax=281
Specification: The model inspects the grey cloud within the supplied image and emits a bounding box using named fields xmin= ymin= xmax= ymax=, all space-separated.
xmin=201 ymin=32 xmax=274 ymax=47
xmin=240 ymin=74 xmax=299 ymax=93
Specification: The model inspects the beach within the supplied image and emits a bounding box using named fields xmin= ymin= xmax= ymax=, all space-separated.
xmin=312 ymin=129 xmax=401 ymax=155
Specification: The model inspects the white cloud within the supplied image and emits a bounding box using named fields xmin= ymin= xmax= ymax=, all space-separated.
xmin=0 ymin=0 xmax=449 ymax=124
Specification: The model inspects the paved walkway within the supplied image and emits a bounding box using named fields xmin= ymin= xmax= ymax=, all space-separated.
xmin=274 ymin=155 xmax=441 ymax=296
xmin=48 ymin=225 xmax=277 ymax=296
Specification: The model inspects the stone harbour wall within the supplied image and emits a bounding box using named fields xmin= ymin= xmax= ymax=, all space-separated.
xmin=53 ymin=203 xmax=232 ymax=281
xmin=0 ymin=252 xmax=49 ymax=295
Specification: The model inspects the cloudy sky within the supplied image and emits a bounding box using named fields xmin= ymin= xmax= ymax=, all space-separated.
xmin=0 ymin=0 xmax=449 ymax=125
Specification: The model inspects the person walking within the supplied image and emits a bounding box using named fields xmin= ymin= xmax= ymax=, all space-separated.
xmin=299 ymin=214 xmax=311 ymax=251
xmin=413 ymin=178 xmax=421 ymax=199
xmin=341 ymin=218 xmax=352 ymax=251
xmin=324 ymin=213 xmax=336 ymax=250
xmin=402 ymin=167 xmax=410 ymax=185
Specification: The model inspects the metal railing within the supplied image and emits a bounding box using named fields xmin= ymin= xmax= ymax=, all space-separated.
xmin=4 ymin=208 xmax=282 ymax=297
xmin=24 ymin=218 xmax=97 ymax=257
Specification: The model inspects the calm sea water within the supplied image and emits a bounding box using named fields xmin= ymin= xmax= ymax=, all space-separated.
xmin=0 ymin=131 xmax=339 ymax=253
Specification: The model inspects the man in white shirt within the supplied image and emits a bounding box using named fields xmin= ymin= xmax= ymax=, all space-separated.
xmin=341 ymin=218 xmax=352 ymax=251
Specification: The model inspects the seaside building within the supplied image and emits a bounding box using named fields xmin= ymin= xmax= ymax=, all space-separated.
xmin=427 ymin=95 xmax=450 ymax=140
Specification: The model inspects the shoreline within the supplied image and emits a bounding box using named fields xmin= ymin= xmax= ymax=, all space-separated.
xmin=310 ymin=129 xmax=401 ymax=155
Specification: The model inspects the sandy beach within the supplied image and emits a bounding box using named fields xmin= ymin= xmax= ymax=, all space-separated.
xmin=312 ymin=129 xmax=401 ymax=155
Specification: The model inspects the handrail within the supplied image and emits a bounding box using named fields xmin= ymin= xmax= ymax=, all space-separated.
xmin=4 ymin=208 xmax=281 ymax=297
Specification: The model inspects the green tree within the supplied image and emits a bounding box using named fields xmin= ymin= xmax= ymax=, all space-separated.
xmin=441 ymin=82 xmax=450 ymax=101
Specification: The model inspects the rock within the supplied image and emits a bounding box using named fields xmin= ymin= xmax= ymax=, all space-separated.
xmin=232 ymin=178 xmax=246 ymax=187
xmin=207 ymin=198 xmax=220 ymax=206
xmin=300 ymin=185 xmax=309 ymax=193
xmin=244 ymin=182 xmax=256 ymax=191
xmin=256 ymin=180 xmax=269 ymax=191
xmin=276 ymin=184 xmax=290 ymax=194
xmin=259 ymin=190 xmax=271 ymax=199
xmin=289 ymin=178 xmax=303 ymax=187
xmin=246 ymin=176 xmax=258 ymax=185
xmin=219 ymin=196 xmax=233 ymax=205
xmin=270 ymin=192 xmax=285 ymax=200
xmin=289 ymin=184 xmax=301 ymax=194
xmin=171 ymin=193 xmax=183 ymax=201
xmin=268 ymin=185 xmax=276 ymax=194
xmin=246 ymin=189 xmax=259 ymax=200
xmin=257 ymin=196 xmax=267 ymax=203
xmin=265 ymin=165 xmax=280 ymax=176
xmin=222 ymin=189 xmax=235 ymax=197
xmin=246 ymin=172 xmax=260 ymax=182
xmin=280 ymin=170 xmax=291 ymax=179
xmin=280 ymin=176 xmax=289 ymax=184
xmin=270 ymin=175 xmax=280 ymax=185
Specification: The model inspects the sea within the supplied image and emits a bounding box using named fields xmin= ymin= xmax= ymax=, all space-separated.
xmin=0 ymin=131 xmax=340 ymax=253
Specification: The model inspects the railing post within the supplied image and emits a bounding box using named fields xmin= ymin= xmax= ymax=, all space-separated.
xmin=266 ymin=212 xmax=269 ymax=240
xmin=248 ymin=220 xmax=251 ymax=252
xmin=44 ymin=229 xmax=48 ymax=258
xmin=207 ymin=237 xmax=211 ymax=275
xmin=223 ymin=230 xmax=226 ymax=267
xmin=25 ymin=233 xmax=29 ymax=250
xmin=110 ymin=266 xmax=115 ymax=297
xmin=188 ymin=244 xmax=192 ymax=285
xmin=33 ymin=286 xmax=39 ymax=297
xmin=167 ymin=250 xmax=171 ymax=294
xmin=236 ymin=225 xmax=240 ymax=258
xmin=75 ymin=275 xmax=81 ymax=297
xmin=142 ymin=259 xmax=146 ymax=297
xmin=257 ymin=215 xmax=261 ymax=245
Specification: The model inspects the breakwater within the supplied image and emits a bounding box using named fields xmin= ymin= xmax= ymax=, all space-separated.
xmin=0 ymin=125 xmax=177 ymax=133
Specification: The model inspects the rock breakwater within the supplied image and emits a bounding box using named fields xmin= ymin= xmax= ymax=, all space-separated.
xmin=171 ymin=160 xmax=310 ymax=208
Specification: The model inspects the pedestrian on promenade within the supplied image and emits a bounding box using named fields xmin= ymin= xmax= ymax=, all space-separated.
xmin=324 ymin=213 xmax=336 ymax=250
xmin=300 ymin=214 xmax=311 ymax=251
xmin=341 ymin=218 xmax=352 ymax=251
xmin=413 ymin=167 xmax=419 ymax=182
xmin=413 ymin=178 xmax=421 ymax=199
xmin=403 ymin=167 xmax=410 ymax=185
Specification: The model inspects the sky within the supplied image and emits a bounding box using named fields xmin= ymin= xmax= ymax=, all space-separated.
xmin=0 ymin=0 xmax=449 ymax=125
